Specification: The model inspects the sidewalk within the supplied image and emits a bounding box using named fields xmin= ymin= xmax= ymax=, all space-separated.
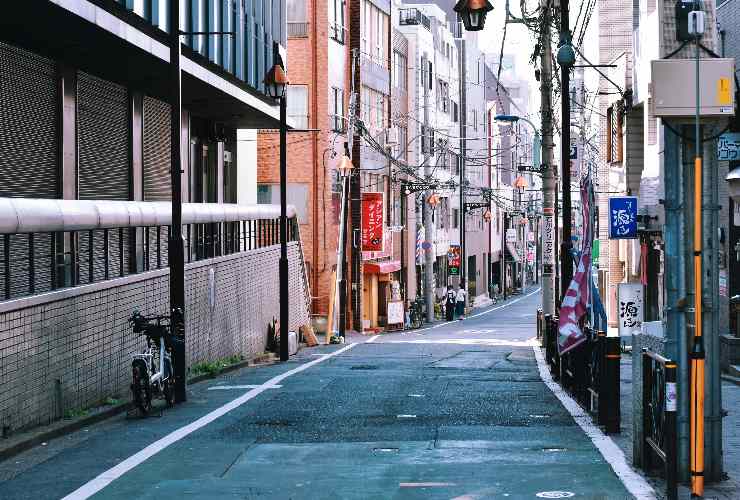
xmin=614 ymin=355 xmax=740 ymax=499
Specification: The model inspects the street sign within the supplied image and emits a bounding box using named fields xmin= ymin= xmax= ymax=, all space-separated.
xmin=448 ymin=245 xmax=461 ymax=275
xmin=718 ymin=132 xmax=740 ymax=161
xmin=608 ymin=196 xmax=638 ymax=239
xmin=617 ymin=283 xmax=643 ymax=337
xmin=542 ymin=213 xmax=555 ymax=266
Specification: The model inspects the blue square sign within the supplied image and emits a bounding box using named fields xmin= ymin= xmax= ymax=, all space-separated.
xmin=608 ymin=196 xmax=638 ymax=239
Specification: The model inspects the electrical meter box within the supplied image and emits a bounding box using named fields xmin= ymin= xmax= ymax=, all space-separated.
xmin=650 ymin=58 xmax=735 ymax=117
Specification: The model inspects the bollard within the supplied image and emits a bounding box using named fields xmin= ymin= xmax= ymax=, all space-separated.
xmin=665 ymin=361 xmax=678 ymax=500
xmin=604 ymin=336 xmax=620 ymax=434
xmin=597 ymin=331 xmax=607 ymax=425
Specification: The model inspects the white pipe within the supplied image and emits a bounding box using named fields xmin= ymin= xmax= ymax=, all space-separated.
xmin=0 ymin=198 xmax=296 ymax=234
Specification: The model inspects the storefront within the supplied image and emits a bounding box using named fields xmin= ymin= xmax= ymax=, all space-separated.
xmin=362 ymin=260 xmax=402 ymax=331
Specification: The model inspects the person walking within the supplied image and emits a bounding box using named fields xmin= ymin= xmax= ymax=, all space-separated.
xmin=445 ymin=285 xmax=456 ymax=321
xmin=456 ymin=284 xmax=467 ymax=321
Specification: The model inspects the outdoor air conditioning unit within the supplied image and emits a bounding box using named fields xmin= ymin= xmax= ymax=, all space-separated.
xmin=650 ymin=58 xmax=736 ymax=117
xmin=385 ymin=127 xmax=400 ymax=146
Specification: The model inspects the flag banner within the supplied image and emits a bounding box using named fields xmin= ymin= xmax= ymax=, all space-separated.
xmin=361 ymin=192 xmax=384 ymax=252
xmin=558 ymin=175 xmax=594 ymax=354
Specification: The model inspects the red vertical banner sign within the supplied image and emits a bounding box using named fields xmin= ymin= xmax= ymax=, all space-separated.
xmin=361 ymin=192 xmax=384 ymax=252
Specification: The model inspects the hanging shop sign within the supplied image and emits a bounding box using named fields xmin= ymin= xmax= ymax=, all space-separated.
xmin=448 ymin=245 xmax=461 ymax=276
xmin=361 ymin=192 xmax=384 ymax=252
xmin=718 ymin=132 xmax=740 ymax=161
xmin=617 ymin=283 xmax=643 ymax=337
xmin=608 ymin=196 xmax=638 ymax=239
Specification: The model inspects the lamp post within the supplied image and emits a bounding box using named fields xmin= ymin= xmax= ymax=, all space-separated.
xmin=264 ymin=53 xmax=290 ymax=362
xmin=334 ymin=152 xmax=353 ymax=342
xmin=453 ymin=0 xmax=494 ymax=31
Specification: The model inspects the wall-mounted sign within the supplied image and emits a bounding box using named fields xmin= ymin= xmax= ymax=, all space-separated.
xmin=361 ymin=192 xmax=384 ymax=251
xmin=506 ymin=228 xmax=517 ymax=243
xmin=608 ymin=196 xmax=638 ymax=239
xmin=617 ymin=283 xmax=643 ymax=337
xmin=448 ymin=245 xmax=461 ymax=276
xmin=718 ymin=132 xmax=740 ymax=161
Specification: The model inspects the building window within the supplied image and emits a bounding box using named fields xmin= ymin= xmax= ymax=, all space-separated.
xmin=330 ymin=0 xmax=346 ymax=43
xmin=287 ymin=85 xmax=309 ymax=129
xmin=451 ymin=101 xmax=459 ymax=122
xmin=287 ymin=0 xmax=308 ymax=37
xmin=392 ymin=51 xmax=407 ymax=89
xmin=452 ymin=208 xmax=459 ymax=229
xmin=330 ymin=87 xmax=345 ymax=132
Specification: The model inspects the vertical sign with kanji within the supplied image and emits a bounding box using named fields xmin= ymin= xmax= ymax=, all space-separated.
xmin=608 ymin=196 xmax=638 ymax=239
xmin=448 ymin=245 xmax=461 ymax=276
xmin=361 ymin=192 xmax=384 ymax=251
xmin=617 ymin=283 xmax=643 ymax=337
xmin=542 ymin=207 xmax=555 ymax=274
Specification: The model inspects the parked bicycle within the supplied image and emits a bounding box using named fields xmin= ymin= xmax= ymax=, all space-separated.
xmin=408 ymin=297 xmax=425 ymax=329
xmin=129 ymin=311 xmax=180 ymax=415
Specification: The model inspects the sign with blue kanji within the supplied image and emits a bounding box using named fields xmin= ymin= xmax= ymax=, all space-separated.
xmin=718 ymin=132 xmax=740 ymax=161
xmin=608 ymin=196 xmax=638 ymax=239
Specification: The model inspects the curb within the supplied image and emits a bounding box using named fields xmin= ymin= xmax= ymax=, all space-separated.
xmin=0 ymin=352 xmax=279 ymax=464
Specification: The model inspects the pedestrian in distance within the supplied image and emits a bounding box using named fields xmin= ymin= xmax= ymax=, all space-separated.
xmin=445 ymin=285 xmax=456 ymax=321
xmin=456 ymin=284 xmax=466 ymax=320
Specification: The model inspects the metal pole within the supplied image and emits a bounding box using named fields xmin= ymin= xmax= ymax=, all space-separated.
xmin=279 ymin=94 xmax=289 ymax=362
xmin=560 ymin=0 xmax=573 ymax=301
xmin=336 ymin=145 xmax=350 ymax=341
xmin=423 ymin=57 xmax=434 ymax=323
xmin=169 ymin=0 xmax=187 ymax=404
xmin=690 ymin=13 xmax=705 ymax=495
xmin=459 ymin=28 xmax=467 ymax=297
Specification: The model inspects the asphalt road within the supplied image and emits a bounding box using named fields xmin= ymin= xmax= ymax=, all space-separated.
xmin=0 ymin=288 xmax=635 ymax=499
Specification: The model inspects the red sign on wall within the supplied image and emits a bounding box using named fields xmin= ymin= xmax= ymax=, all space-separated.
xmin=361 ymin=192 xmax=384 ymax=252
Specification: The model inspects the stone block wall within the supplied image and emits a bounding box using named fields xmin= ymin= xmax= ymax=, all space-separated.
xmin=0 ymin=242 xmax=310 ymax=435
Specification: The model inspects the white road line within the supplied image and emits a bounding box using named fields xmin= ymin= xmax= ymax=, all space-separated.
xmin=207 ymin=384 xmax=283 ymax=390
xmin=382 ymin=338 xmax=539 ymax=347
xmin=365 ymin=335 xmax=379 ymax=343
xmin=62 ymin=342 xmax=360 ymax=500
xmin=532 ymin=346 xmax=656 ymax=499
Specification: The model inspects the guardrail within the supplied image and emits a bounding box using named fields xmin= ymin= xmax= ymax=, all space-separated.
xmin=542 ymin=316 xmax=620 ymax=433
xmin=640 ymin=349 xmax=678 ymax=500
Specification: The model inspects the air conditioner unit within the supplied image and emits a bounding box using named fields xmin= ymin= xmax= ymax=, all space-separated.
xmin=385 ymin=127 xmax=400 ymax=146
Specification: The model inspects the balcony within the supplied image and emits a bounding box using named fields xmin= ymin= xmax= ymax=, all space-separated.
xmin=399 ymin=9 xmax=431 ymax=30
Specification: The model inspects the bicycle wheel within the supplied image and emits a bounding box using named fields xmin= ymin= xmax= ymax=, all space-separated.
xmin=162 ymin=359 xmax=175 ymax=407
xmin=131 ymin=359 xmax=152 ymax=415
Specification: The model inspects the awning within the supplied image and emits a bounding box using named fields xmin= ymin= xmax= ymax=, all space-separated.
xmin=506 ymin=242 xmax=521 ymax=263
xmin=364 ymin=260 xmax=401 ymax=274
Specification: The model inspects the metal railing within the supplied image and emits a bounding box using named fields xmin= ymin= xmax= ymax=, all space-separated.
xmin=641 ymin=349 xmax=678 ymax=500
xmin=0 ymin=199 xmax=298 ymax=301
xmin=543 ymin=316 xmax=620 ymax=433
xmin=330 ymin=24 xmax=346 ymax=44
xmin=399 ymin=8 xmax=431 ymax=30
xmin=287 ymin=22 xmax=309 ymax=38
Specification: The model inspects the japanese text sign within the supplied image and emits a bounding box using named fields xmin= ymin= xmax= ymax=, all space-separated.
xmin=361 ymin=192 xmax=384 ymax=252
xmin=617 ymin=283 xmax=643 ymax=337
xmin=542 ymin=210 xmax=555 ymax=268
xmin=448 ymin=245 xmax=461 ymax=276
xmin=608 ymin=196 xmax=638 ymax=239
xmin=718 ymin=132 xmax=740 ymax=161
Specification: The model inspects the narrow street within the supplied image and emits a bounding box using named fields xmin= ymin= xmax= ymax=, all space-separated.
xmin=1 ymin=290 xmax=640 ymax=499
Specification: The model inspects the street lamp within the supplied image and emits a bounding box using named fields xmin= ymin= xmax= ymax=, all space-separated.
xmin=264 ymin=50 xmax=290 ymax=362
xmin=453 ymin=0 xmax=494 ymax=31
xmin=333 ymin=152 xmax=353 ymax=342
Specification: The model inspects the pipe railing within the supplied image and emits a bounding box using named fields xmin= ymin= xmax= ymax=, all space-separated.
xmin=0 ymin=199 xmax=299 ymax=301
xmin=641 ymin=349 xmax=678 ymax=500
xmin=542 ymin=316 xmax=620 ymax=433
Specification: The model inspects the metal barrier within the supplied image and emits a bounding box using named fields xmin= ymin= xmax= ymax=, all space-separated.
xmin=536 ymin=309 xmax=544 ymax=342
xmin=0 ymin=199 xmax=299 ymax=301
xmin=641 ymin=349 xmax=678 ymax=500
xmin=542 ymin=317 xmax=620 ymax=433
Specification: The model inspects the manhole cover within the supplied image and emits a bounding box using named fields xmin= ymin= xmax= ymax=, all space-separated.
xmin=536 ymin=492 xmax=575 ymax=498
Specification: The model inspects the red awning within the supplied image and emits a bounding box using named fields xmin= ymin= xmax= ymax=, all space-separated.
xmin=364 ymin=260 xmax=401 ymax=274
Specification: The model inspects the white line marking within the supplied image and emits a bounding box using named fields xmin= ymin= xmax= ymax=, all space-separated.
xmin=400 ymin=482 xmax=456 ymax=488
xmin=62 ymin=343 xmax=359 ymax=500
xmin=532 ymin=346 xmax=656 ymax=499
xmin=382 ymin=338 xmax=539 ymax=347
xmin=396 ymin=414 xmax=417 ymax=419
xmin=207 ymin=384 xmax=282 ymax=390
xmin=365 ymin=335 xmax=379 ymax=343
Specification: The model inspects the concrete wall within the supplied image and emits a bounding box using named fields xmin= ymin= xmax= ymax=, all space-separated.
xmin=0 ymin=242 xmax=310 ymax=435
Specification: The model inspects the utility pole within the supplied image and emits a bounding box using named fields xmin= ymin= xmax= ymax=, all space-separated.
xmin=540 ymin=0 xmax=555 ymax=315
xmin=459 ymin=22 xmax=467 ymax=296
xmin=168 ymin=0 xmax=186 ymax=403
xmin=559 ymin=0 xmax=573 ymax=300
xmin=423 ymin=55 xmax=435 ymax=323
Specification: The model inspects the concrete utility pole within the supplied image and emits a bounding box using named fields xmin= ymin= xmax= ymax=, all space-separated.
xmin=423 ymin=56 xmax=435 ymax=323
xmin=459 ymin=22 xmax=467 ymax=295
xmin=539 ymin=0 xmax=556 ymax=316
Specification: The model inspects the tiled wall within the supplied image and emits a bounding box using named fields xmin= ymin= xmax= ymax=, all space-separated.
xmin=0 ymin=242 xmax=310 ymax=435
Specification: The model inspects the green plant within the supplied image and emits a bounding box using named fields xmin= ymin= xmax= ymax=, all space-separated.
xmin=103 ymin=397 xmax=120 ymax=406
xmin=63 ymin=407 xmax=89 ymax=419
xmin=189 ymin=354 xmax=245 ymax=378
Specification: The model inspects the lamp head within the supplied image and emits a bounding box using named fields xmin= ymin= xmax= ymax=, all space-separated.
xmin=454 ymin=0 xmax=494 ymax=32
xmin=264 ymin=64 xmax=288 ymax=99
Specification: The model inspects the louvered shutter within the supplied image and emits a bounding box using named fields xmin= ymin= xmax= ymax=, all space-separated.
xmin=76 ymin=72 xmax=130 ymax=283
xmin=0 ymin=42 xmax=58 ymax=298
xmin=143 ymin=96 xmax=172 ymax=201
